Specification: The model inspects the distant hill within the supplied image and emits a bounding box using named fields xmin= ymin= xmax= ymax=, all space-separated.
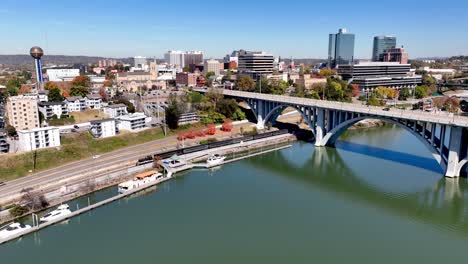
xmin=0 ymin=54 xmax=131 ymax=66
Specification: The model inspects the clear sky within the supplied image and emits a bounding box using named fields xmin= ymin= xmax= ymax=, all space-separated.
xmin=1 ymin=0 xmax=467 ymax=59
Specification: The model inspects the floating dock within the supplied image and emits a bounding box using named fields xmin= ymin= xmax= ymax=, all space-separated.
xmin=0 ymin=139 xmax=292 ymax=245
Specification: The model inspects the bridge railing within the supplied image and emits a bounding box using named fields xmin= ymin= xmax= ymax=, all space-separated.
xmin=217 ymin=89 xmax=468 ymax=127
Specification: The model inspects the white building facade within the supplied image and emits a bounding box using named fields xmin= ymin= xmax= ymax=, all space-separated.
xmin=103 ymin=104 xmax=128 ymax=118
xmin=65 ymin=96 xmax=86 ymax=112
xmin=38 ymin=102 xmax=69 ymax=119
xmin=18 ymin=127 xmax=61 ymax=152
xmin=85 ymin=94 xmax=102 ymax=109
xmin=90 ymin=119 xmax=117 ymax=138
xmin=116 ymin=112 xmax=147 ymax=131
xmin=46 ymin=68 xmax=80 ymax=82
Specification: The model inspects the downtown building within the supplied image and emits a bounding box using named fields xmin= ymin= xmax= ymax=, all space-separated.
xmin=328 ymin=28 xmax=355 ymax=69
xmin=372 ymin=36 xmax=396 ymax=61
xmin=164 ymin=50 xmax=203 ymax=68
xmin=6 ymin=95 xmax=40 ymax=130
xmin=204 ymin=59 xmax=221 ymax=76
xmin=238 ymin=50 xmax=274 ymax=79
xmin=337 ymin=62 xmax=421 ymax=91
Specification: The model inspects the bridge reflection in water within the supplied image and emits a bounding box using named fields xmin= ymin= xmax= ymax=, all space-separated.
xmin=245 ymin=142 xmax=468 ymax=237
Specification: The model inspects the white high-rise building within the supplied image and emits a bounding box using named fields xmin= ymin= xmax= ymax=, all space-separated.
xmin=204 ymin=59 xmax=221 ymax=76
xmin=164 ymin=51 xmax=184 ymax=67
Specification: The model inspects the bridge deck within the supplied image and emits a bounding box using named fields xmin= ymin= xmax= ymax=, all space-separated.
xmin=197 ymin=89 xmax=468 ymax=128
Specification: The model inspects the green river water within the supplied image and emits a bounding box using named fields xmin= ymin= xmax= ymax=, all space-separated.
xmin=2 ymin=125 xmax=468 ymax=263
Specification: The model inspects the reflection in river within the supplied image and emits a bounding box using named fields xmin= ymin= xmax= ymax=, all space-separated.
xmin=1 ymin=124 xmax=468 ymax=263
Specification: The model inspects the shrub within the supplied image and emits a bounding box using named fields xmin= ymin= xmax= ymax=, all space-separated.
xmin=221 ymin=119 xmax=233 ymax=132
xmin=205 ymin=124 xmax=216 ymax=135
xmin=9 ymin=204 xmax=29 ymax=217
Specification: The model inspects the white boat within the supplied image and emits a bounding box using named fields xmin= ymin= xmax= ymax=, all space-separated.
xmin=39 ymin=204 xmax=72 ymax=222
xmin=162 ymin=155 xmax=187 ymax=168
xmin=206 ymin=154 xmax=226 ymax=167
xmin=0 ymin=223 xmax=32 ymax=239
xmin=118 ymin=170 xmax=165 ymax=193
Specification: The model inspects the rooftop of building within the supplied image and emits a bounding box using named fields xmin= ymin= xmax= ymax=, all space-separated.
xmin=86 ymin=94 xmax=102 ymax=100
xmin=90 ymin=118 xmax=115 ymax=124
xmin=351 ymin=62 xmax=410 ymax=66
xmin=18 ymin=126 xmax=59 ymax=133
xmin=38 ymin=101 xmax=66 ymax=106
xmin=117 ymin=112 xmax=147 ymax=121
xmin=65 ymin=96 xmax=84 ymax=101
xmin=105 ymin=103 xmax=127 ymax=109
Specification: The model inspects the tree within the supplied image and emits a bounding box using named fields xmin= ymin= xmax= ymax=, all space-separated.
xmin=183 ymin=66 xmax=190 ymax=72
xmin=236 ymin=76 xmax=255 ymax=91
xmin=99 ymin=87 xmax=108 ymax=101
xmin=217 ymin=99 xmax=238 ymax=118
xmin=205 ymin=71 xmax=215 ymax=80
xmin=414 ymin=85 xmax=429 ymax=99
xmin=48 ymin=87 xmax=64 ymax=102
xmin=221 ymin=119 xmax=233 ymax=132
xmin=165 ymin=94 xmax=181 ymax=129
xmin=114 ymin=98 xmax=135 ymax=113
xmin=205 ymin=124 xmax=216 ymax=135
xmin=44 ymin=82 xmax=59 ymax=90
xmin=102 ymin=79 xmax=113 ymax=87
xmin=70 ymin=76 xmax=91 ymax=97
xmin=399 ymin=87 xmax=411 ymax=100
xmin=6 ymin=125 xmax=16 ymax=137
xmin=367 ymin=96 xmax=385 ymax=106
xmin=319 ymin=68 xmax=336 ymax=77
xmin=71 ymin=76 xmax=91 ymax=88
xmin=70 ymin=86 xmax=89 ymax=97
xmin=461 ymin=100 xmax=468 ymax=112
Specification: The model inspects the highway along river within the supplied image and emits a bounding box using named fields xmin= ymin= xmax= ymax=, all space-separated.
xmin=2 ymin=124 xmax=468 ymax=263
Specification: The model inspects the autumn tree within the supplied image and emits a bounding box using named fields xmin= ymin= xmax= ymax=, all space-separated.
xmin=205 ymin=124 xmax=216 ymax=135
xmin=221 ymin=119 xmax=233 ymax=132
xmin=236 ymin=75 xmax=255 ymax=91
xmin=165 ymin=94 xmax=182 ymax=129
xmin=70 ymin=75 xmax=91 ymax=97
xmin=44 ymin=82 xmax=59 ymax=90
xmin=48 ymin=87 xmax=64 ymax=102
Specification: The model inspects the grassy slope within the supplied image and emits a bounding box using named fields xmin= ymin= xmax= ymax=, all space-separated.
xmin=0 ymin=128 xmax=167 ymax=182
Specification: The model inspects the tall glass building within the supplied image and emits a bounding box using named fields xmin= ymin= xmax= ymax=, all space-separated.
xmin=328 ymin=28 xmax=355 ymax=69
xmin=372 ymin=36 xmax=396 ymax=61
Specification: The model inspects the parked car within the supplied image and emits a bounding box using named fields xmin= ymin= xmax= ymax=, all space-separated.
xmin=382 ymin=107 xmax=390 ymax=111
xmin=0 ymin=182 xmax=5 ymax=187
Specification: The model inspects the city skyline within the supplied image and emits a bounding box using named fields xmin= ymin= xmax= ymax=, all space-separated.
xmin=0 ymin=0 xmax=467 ymax=59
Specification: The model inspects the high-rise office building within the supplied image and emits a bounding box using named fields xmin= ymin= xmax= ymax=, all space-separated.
xmin=164 ymin=51 xmax=203 ymax=68
xmin=328 ymin=28 xmax=355 ymax=69
xmin=238 ymin=50 xmax=274 ymax=78
xmin=183 ymin=51 xmax=203 ymax=68
xmin=372 ymin=36 xmax=396 ymax=61
xmin=164 ymin=50 xmax=184 ymax=67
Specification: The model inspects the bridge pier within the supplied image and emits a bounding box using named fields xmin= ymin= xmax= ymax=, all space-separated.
xmin=445 ymin=127 xmax=464 ymax=178
xmin=314 ymin=109 xmax=326 ymax=147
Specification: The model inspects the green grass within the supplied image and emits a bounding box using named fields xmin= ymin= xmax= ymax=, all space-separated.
xmin=0 ymin=128 xmax=169 ymax=182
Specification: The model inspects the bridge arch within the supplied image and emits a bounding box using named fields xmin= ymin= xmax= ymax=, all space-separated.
xmin=317 ymin=116 xmax=446 ymax=171
xmin=263 ymin=104 xmax=315 ymax=137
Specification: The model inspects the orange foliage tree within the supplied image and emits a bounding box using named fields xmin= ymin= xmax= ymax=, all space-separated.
xmin=205 ymin=124 xmax=216 ymax=135
xmin=221 ymin=119 xmax=233 ymax=132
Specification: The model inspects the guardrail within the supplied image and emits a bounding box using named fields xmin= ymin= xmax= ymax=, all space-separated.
xmin=153 ymin=129 xmax=289 ymax=160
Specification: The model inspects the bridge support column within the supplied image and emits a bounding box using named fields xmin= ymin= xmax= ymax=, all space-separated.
xmin=314 ymin=108 xmax=326 ymax=147
xmin=445 ymin=126 xmax=463 ymax=177
xmin=256 ymin=100 xmax=265 ymax=129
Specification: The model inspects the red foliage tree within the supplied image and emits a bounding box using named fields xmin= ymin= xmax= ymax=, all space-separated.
xmin=351 ymin=84 xmax=360 ymax=97
xmin=221 ymin=119 xmax=233 ymax=132
xmin=196 ymin=130 xmax=206 ymax=137
xmin=99 ymin=87 xmax=108 ymax=101
xmin=205 ymin=124 xmax=216 ymax=135
xmin=186 ymin=131 xmax=196 ymax=139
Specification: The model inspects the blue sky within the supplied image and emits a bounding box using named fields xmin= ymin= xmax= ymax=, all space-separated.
xmin=1 ymin=0 xmax=467 ymax=59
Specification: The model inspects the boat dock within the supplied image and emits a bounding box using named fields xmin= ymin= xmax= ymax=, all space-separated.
xmin=0 ymin=176 xmax=172 ymax=245
xmin=0 ymin=133 xmax=293 ymax=245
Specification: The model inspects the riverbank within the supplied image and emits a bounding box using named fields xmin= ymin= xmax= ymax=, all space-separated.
xmin=0 ymin=132 xmax=295 ymax=226
xmin=349 ymin=119 xmax=387 ymax=130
